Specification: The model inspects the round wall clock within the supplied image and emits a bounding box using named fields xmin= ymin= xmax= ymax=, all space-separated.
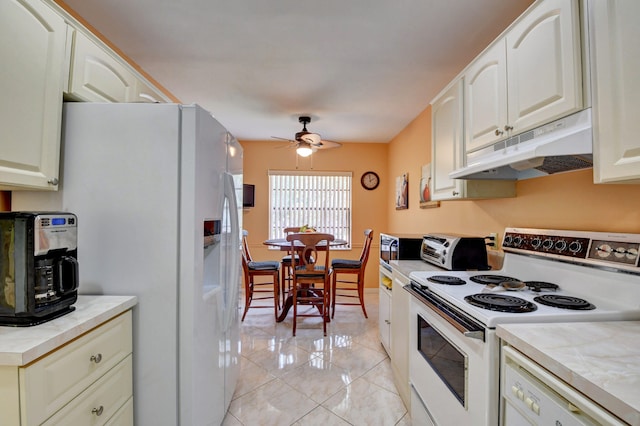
xmin=361 ymin=171 xmax=380 ymax=190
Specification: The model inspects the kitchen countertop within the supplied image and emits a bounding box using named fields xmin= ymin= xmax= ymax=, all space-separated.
xmin=0 ymin=295 xmax=137 ymax=366
xmin=387 ymin=259 xmax=442 ymax=278
xmin=497 ymin=321 xmax=640 ymax=425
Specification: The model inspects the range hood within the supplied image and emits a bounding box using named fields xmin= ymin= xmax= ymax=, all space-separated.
xmin=450 ymin=109 xmax=593 ymax=180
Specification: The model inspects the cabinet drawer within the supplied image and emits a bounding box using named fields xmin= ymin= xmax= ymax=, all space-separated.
xmin=20 ymin=311 xmax=132 ymax=426
xmin=42 ymin=355 xmax=133 ymax=426
xmin=105 ymin=396 xmax=134 ymax=426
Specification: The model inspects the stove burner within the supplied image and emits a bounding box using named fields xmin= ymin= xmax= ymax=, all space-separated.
xmin=469 ymin=275 xmax=520 ymax=286
xmin=525 ymin=281 xmax=559 ymax=292
xmin=464 ymin=294 xmax=538 ymax=313
xmin=533 ymin=295 xmax=596 ymax=310
xmin=427 ymin=275 xmax=466 ymax=285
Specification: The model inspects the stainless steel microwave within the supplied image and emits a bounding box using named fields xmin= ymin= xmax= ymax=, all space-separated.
xmin=380 ymin=233 xmax=423 ymax=270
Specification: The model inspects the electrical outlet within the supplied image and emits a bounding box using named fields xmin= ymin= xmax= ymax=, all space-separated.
xmin=488 ymin=232 xmax=499 ymax=250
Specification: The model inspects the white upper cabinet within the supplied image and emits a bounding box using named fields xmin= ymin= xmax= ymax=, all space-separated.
xmin=66 ymin=27 xmax=169 ymax=104
xmin=68 ymin=29 xmax=137 ymax=102
xmin=0 ymin=0 xmax=67 ymax=190
xmin=134 ymin=78 xmax=168 ymax=103
xmin=432 ymin=80 xmax=466 ymax=200
xmin=590 ymin=0 xmax=640 ymax=184
xmin=464 ymin=0 xmax=583 ymax=153
xmin=431 ymin=79 xmax=515 ymax=200
xmin=506 ymin=0 xmax=583 ymax=133
xmin=464 ymin=41 xmax=508 ymax=153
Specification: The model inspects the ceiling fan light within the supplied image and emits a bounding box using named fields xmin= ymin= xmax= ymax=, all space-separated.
xmin=296 ymin=144 xmax=313 ymax=157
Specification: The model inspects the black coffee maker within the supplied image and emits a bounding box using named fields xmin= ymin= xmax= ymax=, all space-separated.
xmin=0 ymin=212 xmax=79 ymax=326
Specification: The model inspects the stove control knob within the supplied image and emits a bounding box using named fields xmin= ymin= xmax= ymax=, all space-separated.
xmin=596 ymin=244 xmax=612 ymax=257
xmin=614 ymin=247 xmax=627 ymax=258
xmin=504 ymin=235 xmax=513 ymax=245
xmin=531 ymin=237 xmax=542 ymax=249
xmin=568 ymin=241 xmax=582 ymax=253
xmin=513 ymin=236 xmax=523 ymax=247
xmin=542 ymin=239 xmax=554 ymax=250
xmin=555 ymin=240 xmax=568 ymax=251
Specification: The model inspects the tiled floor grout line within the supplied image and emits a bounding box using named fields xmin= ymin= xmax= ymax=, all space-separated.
xmin=224 ymin=293 xmax=410 ymax=425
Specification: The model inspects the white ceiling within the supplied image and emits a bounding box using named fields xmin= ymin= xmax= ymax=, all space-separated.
xmin=62 ymin=0 xmax=534 ymax=143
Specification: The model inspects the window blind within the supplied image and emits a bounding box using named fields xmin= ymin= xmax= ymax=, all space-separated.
xmin=268 ymin=170 xmax=352 ymax=248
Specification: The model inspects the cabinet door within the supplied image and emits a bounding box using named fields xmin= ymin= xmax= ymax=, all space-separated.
xmin=378 ymin=286 xmax=391 ymax=354
xmin=464 ymin=40 xmax=508 ymax=153
xmin=431 ymin=79 xmax=465 ymax=200
xmin=390 ymin=270 xmax=411 ymax=408
xmin=134 ymin=78 xmax=168 ymax=103
xmin=590 ymin=0 xmax=640 ymax=183
xmin=69 ymin=30 xmax=137 ymax=102
xmin=506 ymin=0 xmax=582 ymax=134
xmin=0 ymin=0 xmax=67 ymax=190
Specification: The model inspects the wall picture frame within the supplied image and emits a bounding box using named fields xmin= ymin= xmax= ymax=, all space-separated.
xmin=395 ymin=173 xmax=409 ymax=210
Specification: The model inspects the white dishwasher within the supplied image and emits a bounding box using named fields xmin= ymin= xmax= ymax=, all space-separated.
xmin=501 ymin=346 xmax=625 ymax=425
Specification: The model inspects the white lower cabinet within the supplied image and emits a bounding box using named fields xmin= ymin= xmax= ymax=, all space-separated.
xmin=42 ymin=355 xmax=132 ymax=425
xmin=379 ymin=267 xmax=393 ymax=354
xmin=390 ymin=269 xmax=411 ymax=410
xmin=0 ymin=311 xmax=133 ymax=426
xmin=105 ymin=397 xmax=134 ymax=426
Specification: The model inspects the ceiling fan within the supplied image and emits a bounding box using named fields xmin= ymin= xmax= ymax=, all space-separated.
xmin=273 ymin=116 xmax=342 ymax=157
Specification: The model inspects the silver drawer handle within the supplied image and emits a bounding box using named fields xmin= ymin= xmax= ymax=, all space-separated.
xmin=92 ymin=405 xmax=104 ymax=416
xmin=90 ymin=353 xmax=103 ymax=364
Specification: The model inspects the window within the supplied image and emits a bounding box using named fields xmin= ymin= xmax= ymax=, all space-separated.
xmin=269 ymin=170 xmax=352 ymax=248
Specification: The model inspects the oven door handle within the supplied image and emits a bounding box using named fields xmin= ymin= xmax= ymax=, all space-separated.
xmin=463 ymin=330 xmax=484 ymax=340
xmin=407 ymin=284 xmax=485 ymax=341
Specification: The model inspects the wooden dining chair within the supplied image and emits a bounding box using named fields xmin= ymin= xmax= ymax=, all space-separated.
xmin=286 ymin=232 xmax=334 ymax=336
xmin=331 ymin=229 xmax=374 ymax=318
xmin=280 ymin=226 xmax=302 ymax=305
xmin=241 ymin=230 xmax=280 ymax=321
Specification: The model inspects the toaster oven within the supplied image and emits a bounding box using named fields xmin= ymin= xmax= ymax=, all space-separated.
xmin=421 ymin=233 xmax=490 ymax=271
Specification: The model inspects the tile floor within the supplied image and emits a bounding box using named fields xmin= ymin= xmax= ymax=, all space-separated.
xmin=222 ymin=291 xmax=412 ymax=426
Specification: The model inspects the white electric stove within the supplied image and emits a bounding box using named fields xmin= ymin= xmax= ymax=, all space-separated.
xmin=406 ymin=228 xmax=640 ymax=426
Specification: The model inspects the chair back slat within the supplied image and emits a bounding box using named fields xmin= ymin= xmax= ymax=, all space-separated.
xmin=286 ymin=233 xmax=334 ymax=273
xmin=360 ymin=229 xmax=374 ymax=265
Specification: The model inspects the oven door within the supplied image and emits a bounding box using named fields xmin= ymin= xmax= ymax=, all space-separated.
xmin=409 ymin=287 xmax=499 ymax=426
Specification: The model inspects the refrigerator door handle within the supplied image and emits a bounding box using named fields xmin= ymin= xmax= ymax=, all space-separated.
xmin=222 ymin=172 xmax=241 ymax=332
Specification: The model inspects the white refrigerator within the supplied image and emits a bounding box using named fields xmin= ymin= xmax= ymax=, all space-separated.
xmin=13 ymin=103 xmax=242 ymax=425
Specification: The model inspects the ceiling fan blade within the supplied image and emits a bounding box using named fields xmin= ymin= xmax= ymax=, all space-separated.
xmin=271 ymin=136 xmax=295 ymax=142
xmin=314 ymin=140 xmax=342 ymax=149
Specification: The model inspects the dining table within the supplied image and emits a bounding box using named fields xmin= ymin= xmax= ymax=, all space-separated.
xmin=263 ymin=237 xmax=348 ymax=322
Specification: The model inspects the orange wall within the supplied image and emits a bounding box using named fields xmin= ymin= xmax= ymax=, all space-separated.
xmin=388 ymin=106 xmax=640 ymax=237
xmin=240 ymin=140 xmax=389 ymax=289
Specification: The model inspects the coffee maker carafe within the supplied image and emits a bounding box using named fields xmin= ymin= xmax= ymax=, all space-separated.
xmin=0 ymin=212 xmax=79 ymax=326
